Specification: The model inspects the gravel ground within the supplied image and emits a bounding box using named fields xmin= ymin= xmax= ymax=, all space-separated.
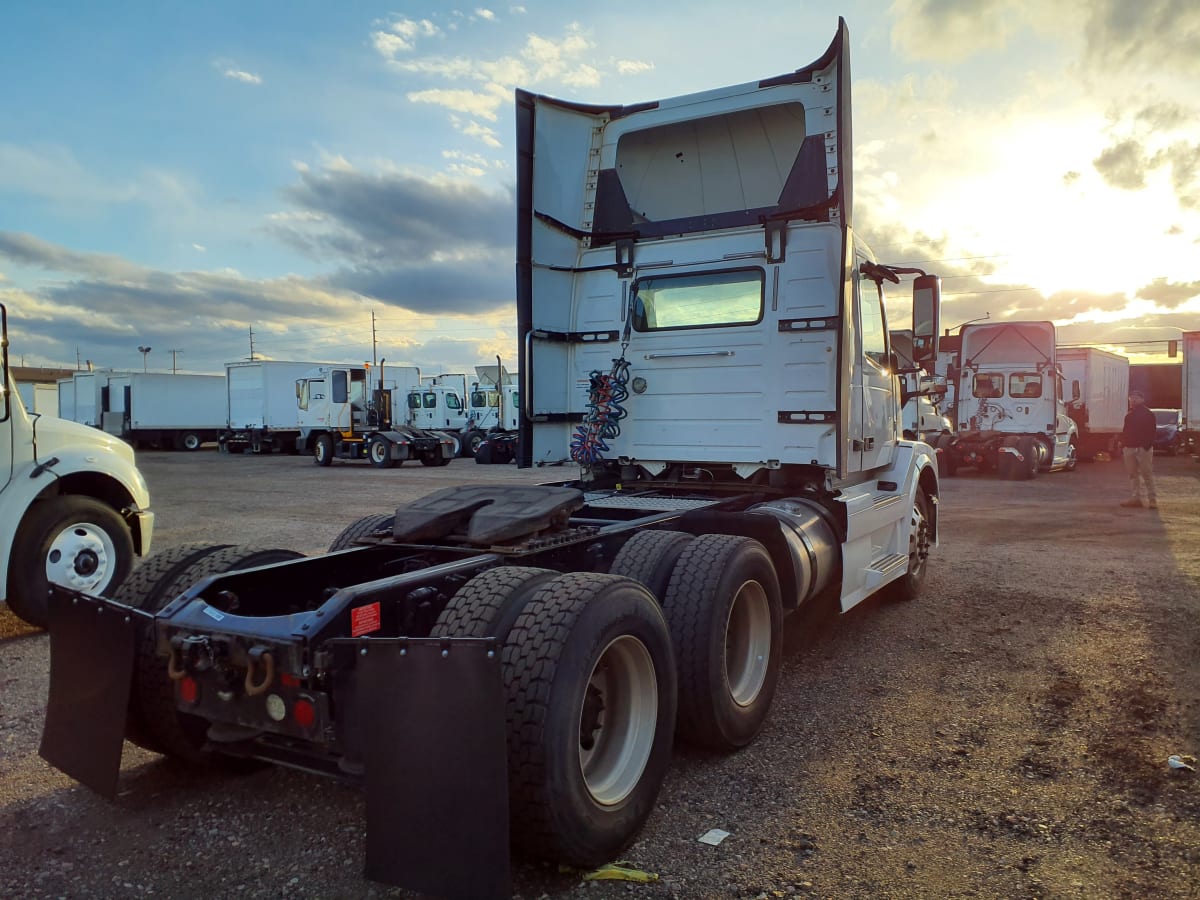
xmin=2 ymin=450 xmax=1199 ymax=899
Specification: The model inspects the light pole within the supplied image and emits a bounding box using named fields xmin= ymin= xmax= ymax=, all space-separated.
xmin=944 ymin=313 xmax=989 ymax=336
xmin=137 ymin=345 xmax=152 ymax=372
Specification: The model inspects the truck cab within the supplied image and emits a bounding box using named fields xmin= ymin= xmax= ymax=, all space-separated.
xmin=0 ymin=305 xmax=153 ymax=627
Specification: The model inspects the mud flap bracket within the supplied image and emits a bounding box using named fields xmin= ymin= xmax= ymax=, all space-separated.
xmin=39 ymin=588 xmax=146 ymax=797
xmin=353 ymin=637 xmax=510 ymax=899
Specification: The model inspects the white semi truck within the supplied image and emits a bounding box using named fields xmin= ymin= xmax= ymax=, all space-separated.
xmin=103 ymin=372 xmax=227 ymax=450
xmin=1057 ymin=346 xmax=1129 ymax=460
xmin=937 ymin=321 xmax=1079 ymax=478
xmin=37 ymin=20 xmax=941 ymax=897
xmin=0 ymin=306 xmax=153 ymax=628
xmin=1183 ymin=331 xmax=1200 ymax=457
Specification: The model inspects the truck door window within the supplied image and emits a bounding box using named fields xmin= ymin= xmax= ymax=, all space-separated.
xmin=470 ymin=390 xmax=486 ymax=408
xmin=297 ymin=380 xmax=309 ymax=411
xmin=973 ymin=373 xmax=1004 ymax=398
xmin=332 ymin=370 xmax=348 ymax=404
xmin=631 ymin=268 xmax=763 ymax=331
xmin=1009 ymin=373 xmax=1042 ymax=399
xmin=423 ymin=392 xmax=437 ymax=409
xmin=407 ymin=391 xmax=421 ymax=410
xmin=859 ymin=276 xmax=887 ymax=366
xmin=445 ymin=393 xmax=462 ymax=410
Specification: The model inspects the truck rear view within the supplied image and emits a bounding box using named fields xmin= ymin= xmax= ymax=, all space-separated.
xmin=38 ymin=19 xmax=943 ymax=899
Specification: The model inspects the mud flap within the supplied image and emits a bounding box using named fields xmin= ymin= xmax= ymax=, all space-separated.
xmin=39 ymin=589 xmax=145 ymax=796
xmin=357 ymin=638 xmax=509 ymax=899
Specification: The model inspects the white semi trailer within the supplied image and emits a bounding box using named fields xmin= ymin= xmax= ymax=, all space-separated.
xmin=37 ymin=19 xmax=942 ymax=898
xmin=1184 ymin=331 xmax=1200 ymax=456
xmin=0 ymin=306 xmax=153 ymax=628
xmin=221 ymin=360 xmax=319 ymax=454
xmin=1057 ymin=346 xmax=1129 ymax=460
xmin=104 ymin=373 xmax=226 ymax=450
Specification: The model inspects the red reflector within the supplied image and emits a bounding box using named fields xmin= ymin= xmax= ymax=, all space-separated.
xmin=179 ymin=676 xmax=199 ymax=705
xmin=280 ymin=672 xmax=301 ymax=688
xmin=293 ymin=698 xmax=316 ymax=729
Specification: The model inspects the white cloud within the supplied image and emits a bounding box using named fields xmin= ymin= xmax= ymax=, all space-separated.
xmin=562 ymin=64 xmax=601 ymax=88
xmin=192 ymin=243 xmax=207 ymax=252
xmin=510 ymin=5 xmax=527 ymax=14
xmin=371 ymin=17 xmax=441 ymax=59
xmin=407 ymin=87 xmax=508 ymax=121
xmin=616 ymin=59 xmax=654 ymax=75
xmin=453 ymin=119 xmax=503 ymax=149
xmin=475 ymin=8 xmax=496 ymax=21
xmin=223 ymin=68 xmax=262 ymax=85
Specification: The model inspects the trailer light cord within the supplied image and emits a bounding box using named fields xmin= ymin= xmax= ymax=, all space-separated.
xmin=569 ymin=357 xmax=631 ymax=464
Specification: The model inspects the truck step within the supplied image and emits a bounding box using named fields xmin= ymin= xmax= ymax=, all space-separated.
xmin=865 ymin=552 xmax=908 ymax=587
xmin=583 ymin=493 xmax=721 ymax=512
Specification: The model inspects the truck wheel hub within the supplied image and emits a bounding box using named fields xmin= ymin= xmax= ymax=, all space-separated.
xmin=46 ymin=525 xmax=114 ymax=591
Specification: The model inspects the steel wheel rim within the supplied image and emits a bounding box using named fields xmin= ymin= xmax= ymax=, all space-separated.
xmin=369 ymin=440 xmax=386 ymax=464
xmin=909 ymin=498 xmax=930 ymax=577
xmin=725 ymin=579 xmax=771 ymax=707
xmin=184 ymin=434 xmax=200 ymax=450
xmin=578 ymin=635 xmax=657 ymax=806
xmin=46 ymin=522 xmax=117 ymax=592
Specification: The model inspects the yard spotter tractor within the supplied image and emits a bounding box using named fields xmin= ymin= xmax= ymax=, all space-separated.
xmin=935 ymin=321 xmax=1079 ymax=479
xmin=295 ymin=362 xmax=457 ymax=467
xmin=38 ymin=20 xmax=942 ymax=899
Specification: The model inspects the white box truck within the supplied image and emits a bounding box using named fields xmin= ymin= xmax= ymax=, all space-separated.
xmin=1057 ymin=346 xmax=1129 ymax=460
xmin=36 ymin=19 xmax=943 ymax=897
xmin=221 ymin=360 xmax=319 ymax=454
xmin=16 ymin=381 xmax=58 ymax=415
xmin=106 ymin=373 xmax=227 ymax=450
xmin=0 ymin=305 xmax=153 ymax=628
xmin=1183 ymin=331 xmax=1200 ymax=456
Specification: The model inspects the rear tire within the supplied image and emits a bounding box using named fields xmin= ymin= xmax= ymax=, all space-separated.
xmin=1017 ymin=436 xmax=1038 ymax=480
xmin=608 ymin=530 xmax=694 ymax=601
xmin=661 ymin=534 xmax=782 ymax=751
xmin=8 ymin=496 xmax=136 ymax=628
xmin=503 ymin=572 xmax=677 ymax=866
xmin=465 ymin=430 xmax=485 ymax=458
xmin=430 ymin=566 xmax=559 ymax=642
xmin=328 ymin=513 xmax=395 ymax=552
xmin=368 ymin=435 xmax=395 ymax=469
xmin=176 ymin=432 xmax=202 ymax=452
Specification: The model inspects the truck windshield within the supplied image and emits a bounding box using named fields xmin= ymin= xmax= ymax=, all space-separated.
xmin=1009 ymin=373 xmax=1042 ymax=399
xmin=1153 ymin=409 xmax=1179 ymax=426
xmin=632 ymin=269 xmax=763 ymax=331
xmin=973 ymin=373 xmax=1004 ymax=399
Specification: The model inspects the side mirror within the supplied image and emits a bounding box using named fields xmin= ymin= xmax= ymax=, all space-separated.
xmin=911 ymin=274 xmax=941 ymax=364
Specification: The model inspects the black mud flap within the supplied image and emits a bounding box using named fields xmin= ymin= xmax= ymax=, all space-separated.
xmin=39 ymin=589 xmax=146 ymax=796
xmin=356 ymin=638 xmax=510 ymax=899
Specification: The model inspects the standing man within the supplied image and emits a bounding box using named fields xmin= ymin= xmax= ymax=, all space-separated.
xmin=1120 ymin=390 xmax=1158 ymax=509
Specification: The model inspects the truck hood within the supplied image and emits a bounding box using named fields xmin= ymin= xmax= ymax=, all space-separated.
xmin=35 ymin=414 xmax=138 ymax=466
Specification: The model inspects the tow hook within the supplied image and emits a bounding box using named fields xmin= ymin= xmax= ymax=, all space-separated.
xmin=245 ymin=646 xmax=275 ymax=696
xmin=167 ymin=635 xmax=212 ymax=681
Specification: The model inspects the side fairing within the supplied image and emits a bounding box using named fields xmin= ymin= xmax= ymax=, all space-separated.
xmin=517 ymin=20 xmax=855 ymax=472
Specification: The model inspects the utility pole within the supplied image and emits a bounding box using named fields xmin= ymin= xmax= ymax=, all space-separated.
xmin=248 ymin=327 xmax=258 ymax=361
xmin=371 ymin=310 xmax=378 ymax=367
xmin=76 ymin=347 xmax=82 ymax=371
xmin=168 ymin=349 xmax=183 ymax=374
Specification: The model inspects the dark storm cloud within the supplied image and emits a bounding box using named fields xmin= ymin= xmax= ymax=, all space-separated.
xmin=1092 ymin=139 xmax=1149 ymax=190
xmin=0 ymin=231 xmax=143 ymax=280
xmin=1082 ymin=0 xmax=1200 ymax=76
xmin=268 ymin=166 xmax=516 ymax=315
xmin=1135 ymin=277 xmax=1200 ymax=309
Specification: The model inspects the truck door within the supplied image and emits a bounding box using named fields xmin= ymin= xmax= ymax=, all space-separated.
xmin=849 ymin=265 xmax=896 ymax=472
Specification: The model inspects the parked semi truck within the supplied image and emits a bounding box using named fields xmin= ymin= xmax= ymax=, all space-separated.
xmin=1057 ymin=346 xmax=1129 ymax=460
xmin=937 ymin=321 xmax=1078 ymax=478
xmin=296 ymin=363 xmax=457 ymax=466
xmin=38 ymin=20 xmax=942 ymax=898
xmin=0 ymin=306 xmax=153 ymax=628
xmin=103 ymin=373 xmax=226 ymax=450
xmin=1184 ymin=331 xmax=1200 ymax=456
xmin=221 ymin=360 xmax=318 ymax=454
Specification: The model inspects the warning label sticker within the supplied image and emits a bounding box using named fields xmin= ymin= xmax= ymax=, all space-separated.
xmin=350 ymin=602 xmax=381 ymax=637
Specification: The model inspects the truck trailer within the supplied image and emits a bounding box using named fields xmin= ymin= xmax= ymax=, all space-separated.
xmin=221 ymin=360 xmax=320 ymax=454
xmin=103 ymin=372 xmax=226 ymax=450
xmin=0 ymin=306 xmax=153 ymax=628
xmin=937 ymin=321 xmax=1079 ymax=478
xmin=38 ymin=20 xmax=943 ymax=898
xmin=1057 ymin=346 xmax=1129 ymax=460
xmin=1184 ymin=331 xmax=1200 ymax=456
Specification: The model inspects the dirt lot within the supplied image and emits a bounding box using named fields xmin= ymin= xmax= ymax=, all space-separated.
xmin=2 ymin=450 xmax=1199 ymax=899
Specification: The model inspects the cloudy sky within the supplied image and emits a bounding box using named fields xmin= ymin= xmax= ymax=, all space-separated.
xmin=1 ymin=0 xmax=1197 ymax=376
